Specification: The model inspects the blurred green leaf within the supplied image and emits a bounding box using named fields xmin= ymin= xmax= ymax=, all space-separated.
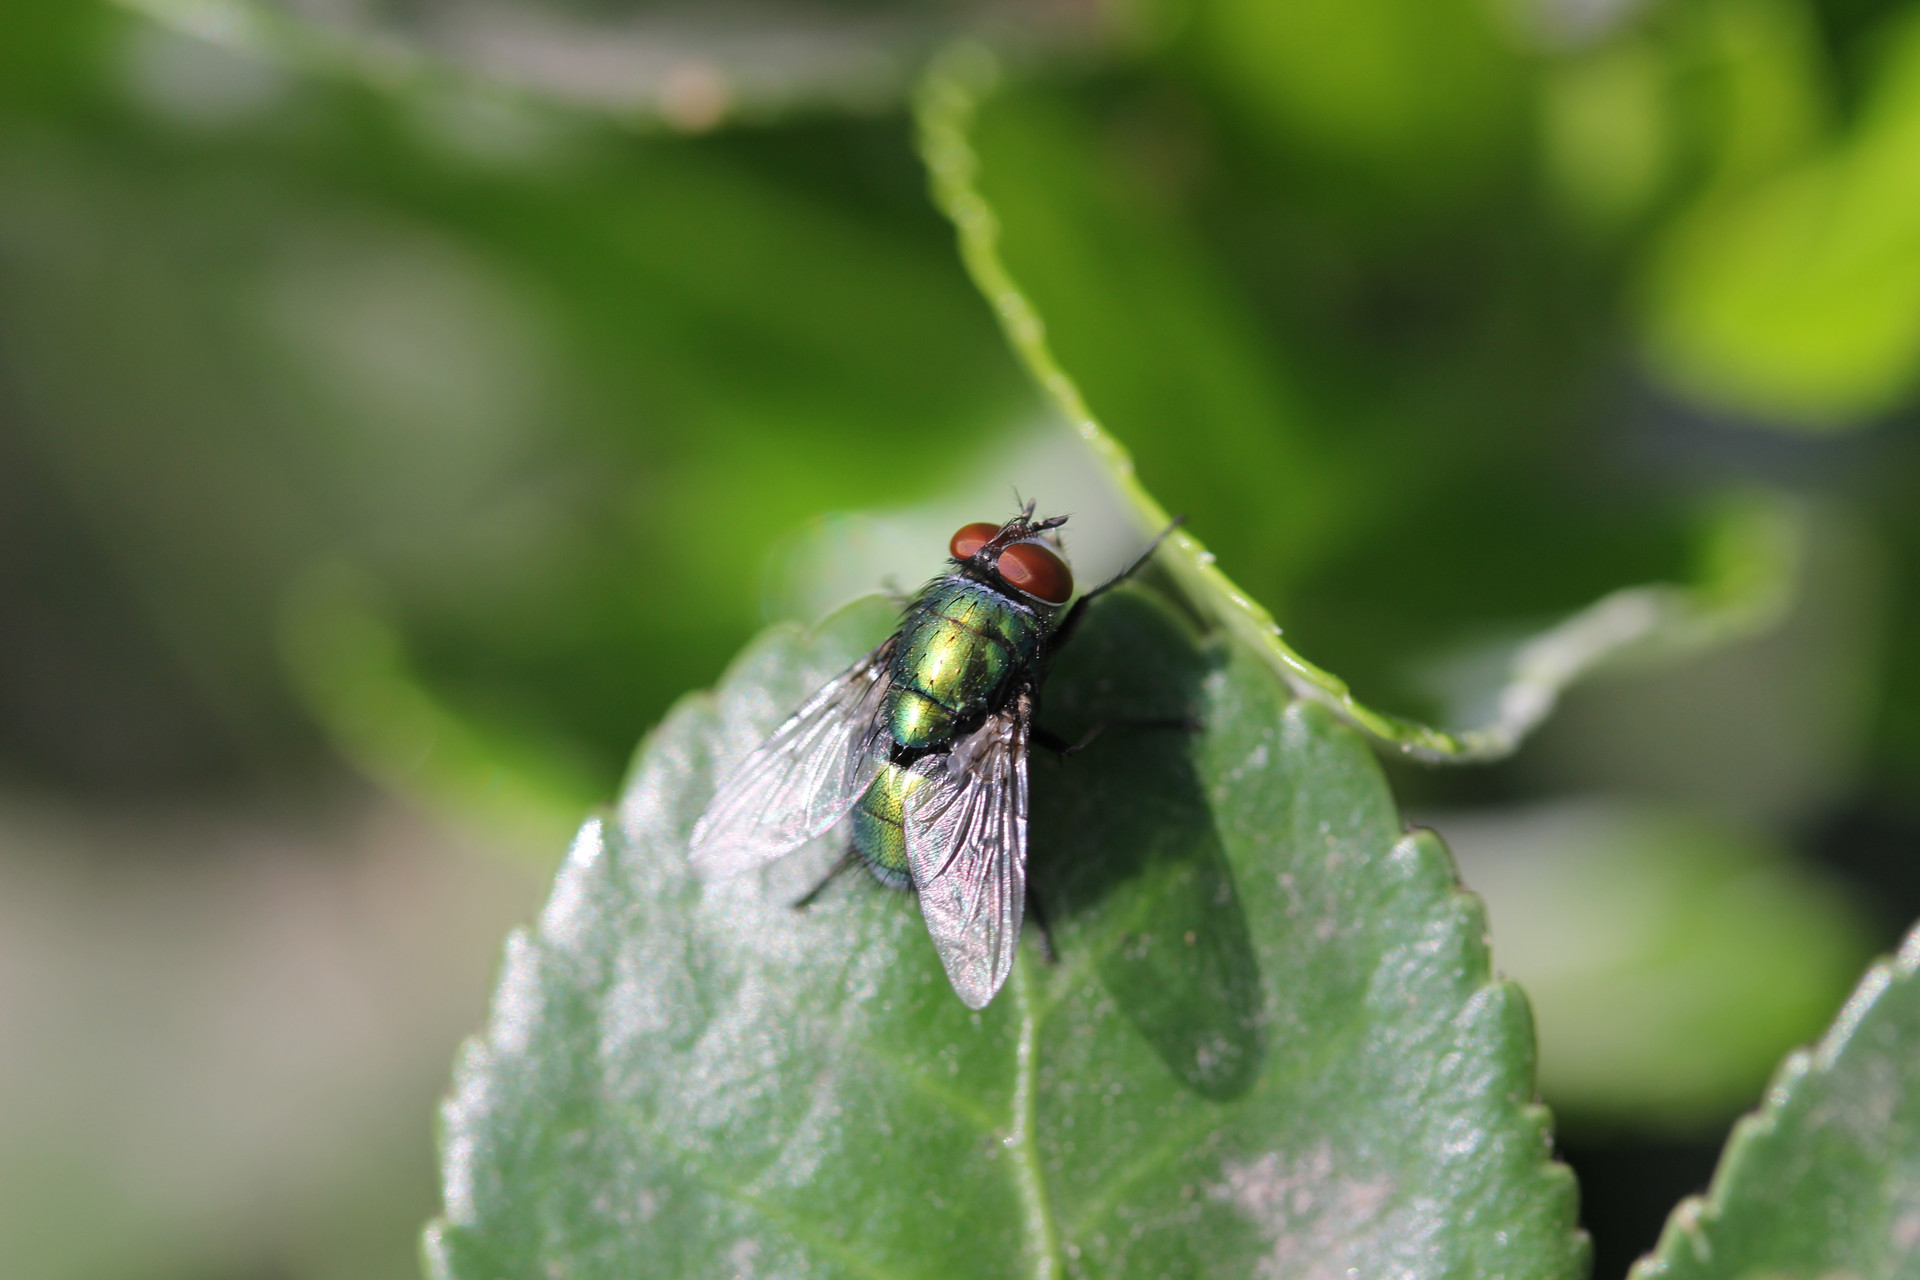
xmin=1538 ymin=35 xmax=1675 ymax=233
xmin=0 ymin=20 xmax=1042 ymax=793
xmin=1511 ymin=500 xmax=1887 ymax=826
xmin=1181 ymin=0 xmax=1527 ymax=211
xmin=1412 ymin=490 xmax=1807 ymax=746
xmin=1672 ymin=0 xmax=1831 ymax=192
xmin=281 ymin=563 xmax=599 ymax=861
xmin=1533 ymin=0 xmax=1835 ymax=234
xmin=1640 ymin=4 xmax=1920 ymax=426
xmin=1630 ymin=922 xmax=1920 ymax=1278
xmin=427 ymin=587 xmax=1584 ymax=1279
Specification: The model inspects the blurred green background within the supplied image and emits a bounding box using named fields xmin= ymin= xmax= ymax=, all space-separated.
xmin=3 ymin=1 xmax=1919 ymax=1277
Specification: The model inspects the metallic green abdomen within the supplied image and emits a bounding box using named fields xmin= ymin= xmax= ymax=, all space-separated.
xmin=883 ymin=578 xmax=1045 ymax=749
xmin=850 ymin=761 xmax=923 ymax=887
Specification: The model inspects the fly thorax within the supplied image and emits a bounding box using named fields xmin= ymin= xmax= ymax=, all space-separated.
xmin=887 ymin=577 xmax=1046 ymax=750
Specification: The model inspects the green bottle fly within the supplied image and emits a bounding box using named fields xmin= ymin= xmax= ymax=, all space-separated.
xmin=851 ymin=570 xmax=1057 ymax=888
xmin=689 ymin=503 xmax=1178 ymax=1008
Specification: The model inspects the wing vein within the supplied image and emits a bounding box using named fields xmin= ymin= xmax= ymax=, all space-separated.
xmin=688 ymin=639 xmax=895 ymax=879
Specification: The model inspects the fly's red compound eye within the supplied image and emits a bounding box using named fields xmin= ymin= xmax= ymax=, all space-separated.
xmin=949 ymin=522 xmax=1001 ymax=560
xmin=996 ymin=540 xmax=1073 ymax=604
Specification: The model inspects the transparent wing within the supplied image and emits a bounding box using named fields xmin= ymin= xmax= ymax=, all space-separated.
xmin=689 ymin=638 xmax=895 ymax=879
xmin=903 ymin=690 xmax=1030 ymax=1009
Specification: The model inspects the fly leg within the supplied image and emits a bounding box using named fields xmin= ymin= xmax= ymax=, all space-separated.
xmin=1052 ymin=515 xmax=1186 ymax=650
xmin=790 ymin=848 xmax=860 ymax=910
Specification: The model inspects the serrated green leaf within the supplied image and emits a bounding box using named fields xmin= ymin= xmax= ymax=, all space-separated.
xmin=1631 ymin=923 xmax=1920 ymax=1279
xmin=426 ymin=586 xmax=1585 ymax=1279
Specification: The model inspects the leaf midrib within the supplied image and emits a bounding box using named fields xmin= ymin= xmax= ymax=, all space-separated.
xmin=1008 ymin=962 xmax=1062 ymax=1280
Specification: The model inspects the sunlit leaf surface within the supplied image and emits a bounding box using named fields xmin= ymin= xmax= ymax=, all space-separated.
xmin=427 ymin=588 xmax=1585 ymax=1279
xmin=1632 ymin=923 xmax=1920 ymax=1279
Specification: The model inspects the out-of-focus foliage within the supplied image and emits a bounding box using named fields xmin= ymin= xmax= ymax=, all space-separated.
xmin=6 ymin=0 xmax=1920 ymax=1276
xmin=1641 ymin=3 xmax=1920 ymax=426
xmin=1 ymin=0 xmax=1035 ymax=815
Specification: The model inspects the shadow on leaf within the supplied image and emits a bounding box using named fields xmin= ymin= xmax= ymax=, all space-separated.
xmin=1030 ymin=588 xmax=1265 ymax=1100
